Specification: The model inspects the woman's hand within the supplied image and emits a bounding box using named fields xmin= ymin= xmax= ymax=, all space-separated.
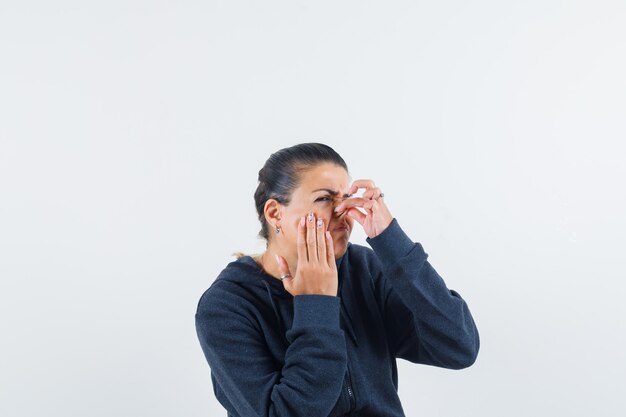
xmin=335 ymin=179 xmax=393 ymax=239
xmin=275 ymin=211 xmax=338 ymax=297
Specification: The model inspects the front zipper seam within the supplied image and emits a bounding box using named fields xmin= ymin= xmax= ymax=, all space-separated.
xmin=346 ymin=364 xmax=355 ymax=413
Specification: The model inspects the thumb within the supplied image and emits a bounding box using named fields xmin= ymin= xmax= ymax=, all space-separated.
xmin=346 ymin=207 xmax=365 ymax=225
xmin=274 ymin=254 xmax=293 ymax=289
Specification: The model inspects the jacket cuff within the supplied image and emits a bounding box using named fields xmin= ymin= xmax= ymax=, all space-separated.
xmin=366 ymin=218 xmax=425 ymax=270
xmin=292 ymin=294 xmax=341 ymax=329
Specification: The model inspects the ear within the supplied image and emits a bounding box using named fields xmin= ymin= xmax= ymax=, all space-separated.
xmin=263 ymin=198 xmax=283 ymax=227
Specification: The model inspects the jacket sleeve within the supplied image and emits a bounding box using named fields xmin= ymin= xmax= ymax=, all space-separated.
xmin=195 ymin=288 xmax=348 ymax=417
xmin=366 ymin=218 xmax=480 ymax=370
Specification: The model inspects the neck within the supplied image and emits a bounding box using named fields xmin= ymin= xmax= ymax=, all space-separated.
xmin=256 ymin=250 xmax=279 ymax=280
xmin=257 ymin=247 xmax=296 ymax=281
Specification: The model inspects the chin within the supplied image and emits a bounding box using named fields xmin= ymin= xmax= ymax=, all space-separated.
xmin=332 ymin=234 xmax=350 ymax=257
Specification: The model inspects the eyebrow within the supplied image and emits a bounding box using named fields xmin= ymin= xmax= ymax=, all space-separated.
xmin=312 ymin=188 xmax=352 ymax=198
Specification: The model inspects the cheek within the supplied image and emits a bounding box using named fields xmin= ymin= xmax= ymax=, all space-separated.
xmin=290 ymin=214 xmax=311 ymax=230
xmin=291 ymin=217 xmax=304 ymax=231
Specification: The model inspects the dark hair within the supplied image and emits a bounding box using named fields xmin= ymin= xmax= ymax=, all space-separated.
xmin=253 ymin=142 xmax=349 ymax=247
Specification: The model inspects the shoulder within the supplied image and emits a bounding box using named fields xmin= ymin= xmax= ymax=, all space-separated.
xmin=195 ymin=284 xmax=263 ymax=340
xmin=195 ymin=260 xmax=264 ymax=322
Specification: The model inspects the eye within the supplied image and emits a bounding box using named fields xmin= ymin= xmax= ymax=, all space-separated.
xmin=315 ymin=196 xmax=331 ymax=203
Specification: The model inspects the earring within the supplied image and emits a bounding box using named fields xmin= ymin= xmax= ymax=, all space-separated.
xmin=275 ymin=217 xmax=281 ymax=234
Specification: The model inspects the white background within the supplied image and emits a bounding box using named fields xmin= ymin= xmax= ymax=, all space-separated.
xmin=1 ymin=1 xmax=625 ymax=416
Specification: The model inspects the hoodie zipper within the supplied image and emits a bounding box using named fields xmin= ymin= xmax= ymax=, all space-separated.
xmin=345 ymin=364 xmax=355 ymax=413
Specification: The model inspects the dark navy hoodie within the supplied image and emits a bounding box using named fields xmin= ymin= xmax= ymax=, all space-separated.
xmin=195 ymin=218 xmax=480 ymax=417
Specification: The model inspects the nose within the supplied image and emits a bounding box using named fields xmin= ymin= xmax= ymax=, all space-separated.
xmin=331 ymin=194 xmax=351 ymax=217
xmin=332 ymin=201 xmax=347 ymax=217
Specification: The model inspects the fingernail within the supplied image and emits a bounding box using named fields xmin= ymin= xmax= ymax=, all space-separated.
xmin=274 ymin=254 xmax=280 ymax=264
xmin=317 ymin=218 xmax=323 ymax=228
xmin=308 ymin=211 xmax=314 ymax=222
xmin=300 ymin=217 xmax=305 ymax=226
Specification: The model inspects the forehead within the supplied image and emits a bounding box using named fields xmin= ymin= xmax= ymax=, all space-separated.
xmin=298 ymin=163 xmax=350 ymax=192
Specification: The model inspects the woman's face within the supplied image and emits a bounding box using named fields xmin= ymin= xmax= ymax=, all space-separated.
xmin=269 ymin=162 xmax=354 ymax=261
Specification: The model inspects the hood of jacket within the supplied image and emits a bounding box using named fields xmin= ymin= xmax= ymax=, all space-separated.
xmin=214 ymin=242 xmax=359 ymax=347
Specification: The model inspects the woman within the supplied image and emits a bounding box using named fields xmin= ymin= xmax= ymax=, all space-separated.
xmin=195 ymin=143 xmax=480 ymax=417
